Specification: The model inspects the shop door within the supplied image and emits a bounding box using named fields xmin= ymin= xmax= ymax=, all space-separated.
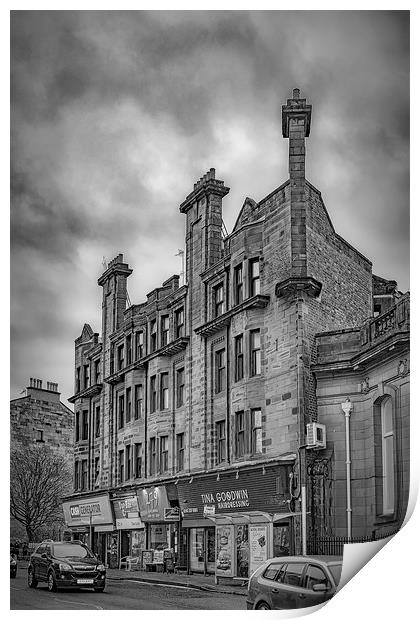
xmin=121 ymin=531 xmax=130 ymax=559
xmin=205 ymin=528 xmax=215 ymax=573
xmin=190 ymin=528 xmax=205 ymax=572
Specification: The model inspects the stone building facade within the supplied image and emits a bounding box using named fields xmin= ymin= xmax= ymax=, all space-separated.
xmin=63 ymin=89 xmax=409 ymax=575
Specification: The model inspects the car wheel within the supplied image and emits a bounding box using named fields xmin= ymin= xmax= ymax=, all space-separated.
xmin=28 ymin=567 xmax=38 ymax=588
xmin=256 ymin=601 xmax=271 ymax=610
xmin=94 ymin=586 xmax=105 ymax=593
xmin=47 ymin=570 xmax=57 ymax=592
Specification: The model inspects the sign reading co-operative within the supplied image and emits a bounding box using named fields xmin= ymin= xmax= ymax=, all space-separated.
xmin=62 ymin=495 xmax=113 ymax=527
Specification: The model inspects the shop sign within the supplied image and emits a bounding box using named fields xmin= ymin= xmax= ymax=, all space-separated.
xmin=113 ymin=495 xmax=143 ymax=530
xmin=249 ymin=525 xmax=268 ymax=575
xmin=62 ymin=495 xmax=113 ymax=527
xmin=216 ymin=525 xmax=234 ymax=577
xmin=138 ymin=486 xmax=171 ymax=522
xmin=203 ymin=505 xmax=215 ymax=516
xmin=164 ymin=507 xmax=180 ymax=521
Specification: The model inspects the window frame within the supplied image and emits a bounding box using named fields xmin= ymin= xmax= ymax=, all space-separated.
xmin=215 ymin=348 xmax=226 ymax=394
xmin=175 ymin=307 xmax=185 ymax=339
xmin=161 ymin=315 xmax=170 ymax=348
xmin=134 ymin=443 xmax=142 ymax=478
xmin=235 ymin=410 xmax=246 ymax=457
xmin=160 ymin=373 xmax=169 ymax=410
xmin=216 ymin=420 xmax=226 ymax=464
xmin=118 ymin=449 xmax=124 ymax=483
xmin=134 ymin=384 xmax=143 ymax=420
xmin=149 ymin=437 xmax=157 ymax=475
xmin=214 ymin=282 xmax=224 ymax=318
xmin=176 ymin=432 xmax=185 ymax=472
xmin=126 ymin=335 xmax=132 ymax=365
xmin=118 ymin=393 xmax=125 ymax=429
xmin=135 ymin=330 xmax=144 ymax=360
xmin=150 ymin=319 xmax=157 ymax=352
xmin=95 ymin=405 xmax=100 ymax=438
xmin=126 ymin=387 xmax=132 ymax=423
xmin=251 ymin=408 xmax=263 ymax=454
xmin=250 ymin=329 xmax=261 ymax=377
xmin=125 ymin=444 xmax=132 ymax=481
xmin=150 ymin=375 xmax=157 ymax=412
xmin=234 ymin=334 xmax=244 ymax=382
xmin=234 ymin=263 xmax=244 ymax=305
xmin=82 ymin=409 xmax=89 ymax=441
xmin=249 ymin=258 xmax=261 ymax=296
xmin=159 ymin=435 xmax=169 ymax=473
xmin=176 ymin=367 xmax=185 ymax=408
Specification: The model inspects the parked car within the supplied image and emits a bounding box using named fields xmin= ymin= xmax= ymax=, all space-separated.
xmin=27 ymin=540 xmax=106 ymax=593
xmin=10 ymin=555 xmax=17 ymax=578
xmin=246 ymin=555 xmax=342 ymax=610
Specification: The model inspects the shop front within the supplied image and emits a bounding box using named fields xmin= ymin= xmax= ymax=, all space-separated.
xmin=112 ymin=493 xmax=145 ymax=565
xmin=62 ymin=494 xmax=114 ymax=563
xmin=177 ymin=463 xmax=295 ymax=578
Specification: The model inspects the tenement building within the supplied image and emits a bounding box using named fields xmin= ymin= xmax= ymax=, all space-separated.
xmin=63 ymin=89 xmax=409 ymax=576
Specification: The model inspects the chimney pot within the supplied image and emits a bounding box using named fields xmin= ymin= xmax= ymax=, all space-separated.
xmin=293 ymin=88 xmax=300 ymax=99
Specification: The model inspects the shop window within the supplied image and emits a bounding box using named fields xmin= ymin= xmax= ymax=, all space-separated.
xmin=125 ymin=445 xmax=132 ymax=481
xmin=135 ymin=330 xmax=144 ymax=359
xmin=75 ymin=411 xmax=80 ymax=442
xmin=150 ymin=376 xmax=157 ymax=412
xmin=176 ymin=368 xmax=185 ymax=407
xmin=150 ymin=319 xmax=157 ymax=352
xmin=126 ymin=335 xmax=132 ymax=365
xmin=118 ymin=450 xmax=124 ymax=483
xmin=175 ymin=307 xmax=184 ymax=338
xmin=176 ymin=433 xmax=185 ymax=471
xmin=118 ymin=394 xmax=125 ymax=428
xmin=134 ymin=384 xmax=143 ymax=420
xmin=160 ymin=436 xmax=169 ymax=473
xmin=216 ymin=420 xmax=226 ymax=463
xmin=82 ymin=410 xmax=88 ymax=440
xmin=249 ymin=258 xmax=260 ymax=296
xmin=251 ymin=408 xmax=262 ymax=454
xmin=126 ymin=387 xmax=132 ymax=422
xmin=76 ymin=367 xmax=81 ymax=393
xmin=161 ymin=315 xmax=170 ymax=347
xmin=134 ymin=443 xmax=142 ymax=478
xmin=250 ymin=329 xmax=261 ymax=376
xmin=215 ymin=348 xmax=226 ymax=393
xmin=81 ymin=460 xmax=88 ymax=491
xmin=234 ymin=334 xmax=244 ymax=381
xmin=117 ymin=344 xmax=124 ymax=370
xmin=235 ymin=411 xmax=246 ymax=457
xmin=95 ymin=405 xmax=100 ymax=438
xmin=214 ymin=283 xmax=224 ymax=317
xmin=160 ymin=373 xmax=169 ymax=410
xmin=149 ymin=438 xmax=157 ymax=475
xmin=83 ymin=364 xmax=90 ymax=389
xmin=234 ymin=263 xmax=243 ymax=305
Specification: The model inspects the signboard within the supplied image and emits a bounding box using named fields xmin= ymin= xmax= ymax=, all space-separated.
xmin=142 ymin=549 xmax=153 ymax=569
xmin=113 ymin=495 xmax=143 ymax=530
xmin=249 ymin=525 xmax=268 ymax=575
xmin=62 ymin=495 xmax=113 ymax=527
xmin=216 ymin=525 xmax=234 ymax=577
xmin=203 ymin=505 xmax=215 ymax=517
xmin=138 ymin=486 xmax=171 ymax=522
xmin=164 ymin=507 xmax=180 ymax=521
xmin=153 ymin=549 xmax=164 ymax=564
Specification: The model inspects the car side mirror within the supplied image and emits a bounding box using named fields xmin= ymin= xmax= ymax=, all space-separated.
xmin=312 ymin=583 xmax=328 ymax=592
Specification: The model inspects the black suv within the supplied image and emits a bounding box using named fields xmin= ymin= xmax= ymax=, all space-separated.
xmin=27 ymin=540 xmax=106 ymax=592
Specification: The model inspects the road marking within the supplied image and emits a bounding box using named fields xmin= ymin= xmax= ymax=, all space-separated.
xmin=123 ymin=579 xmax=194 ymax=590
xmin=53 ymin=597 xmax=104 ymax=610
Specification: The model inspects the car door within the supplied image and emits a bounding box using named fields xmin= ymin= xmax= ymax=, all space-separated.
xmin=255 ymin=562 xmax=285 ymax=608
xmin=300 ymin=563 xmax=333 ymax=607
xmin=31 ymin=544 xmax=43 ymax=579
xmin=38 ymin=544 xmax=50 ymax=581
xmin=271 ymin=562 xmax=306 ymax=609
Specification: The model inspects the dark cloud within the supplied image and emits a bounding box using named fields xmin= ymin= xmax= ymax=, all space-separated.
xmin=10 ymin=11 xmax=409 ymax=401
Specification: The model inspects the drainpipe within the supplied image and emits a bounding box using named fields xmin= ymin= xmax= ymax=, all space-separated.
xmin=341 ymin=398 xmax=353 ymax=538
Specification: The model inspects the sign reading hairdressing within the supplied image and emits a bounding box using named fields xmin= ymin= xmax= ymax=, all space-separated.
xmin=62 ymin=495 xmax=113 ymax=527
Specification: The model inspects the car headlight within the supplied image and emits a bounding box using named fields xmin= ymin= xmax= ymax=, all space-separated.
xmin=59 ymin=562 xmax=72 ymax=571
xmin=96 ymin=564 xmax=106 ymax=572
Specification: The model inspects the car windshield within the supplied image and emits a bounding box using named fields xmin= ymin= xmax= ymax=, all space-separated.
xmin=328 ymin=563 xmax=342 ymax=585
xmin=52 ymin=544 xmax=92 ymax=559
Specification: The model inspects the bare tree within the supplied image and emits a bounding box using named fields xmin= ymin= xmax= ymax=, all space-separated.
xmin=10 ymin=446 xmax=71 ymax=542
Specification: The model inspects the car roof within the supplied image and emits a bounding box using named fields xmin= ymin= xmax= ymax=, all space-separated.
xmin=267 ymin=555 xmax=342 ymax=565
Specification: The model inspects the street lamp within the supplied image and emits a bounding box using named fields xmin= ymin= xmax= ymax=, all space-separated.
xmin=341 ymin=398 xmax=353 ymax=538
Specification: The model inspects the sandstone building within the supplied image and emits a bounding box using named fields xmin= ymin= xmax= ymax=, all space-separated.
xmin=63 ymin=90 xmax=409 ymax=576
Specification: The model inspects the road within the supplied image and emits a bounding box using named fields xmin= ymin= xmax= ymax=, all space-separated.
xmin=10 ymin=570 xmax=246 ymax=610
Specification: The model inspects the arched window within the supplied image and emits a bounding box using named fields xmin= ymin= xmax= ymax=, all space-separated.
xmin=381 ymin=397 xmax=395 ymax=515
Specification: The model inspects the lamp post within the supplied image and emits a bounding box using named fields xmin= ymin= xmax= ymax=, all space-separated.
xmin=341 ymin=398 xmax=353 ymax=538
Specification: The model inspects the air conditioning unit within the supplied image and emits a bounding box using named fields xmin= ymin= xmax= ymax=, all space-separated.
xmin=306 ymin=423 xmax=326 ymax=450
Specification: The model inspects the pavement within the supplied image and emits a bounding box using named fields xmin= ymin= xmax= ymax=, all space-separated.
xmin=16 ymin=561 xmax=248 ymax=597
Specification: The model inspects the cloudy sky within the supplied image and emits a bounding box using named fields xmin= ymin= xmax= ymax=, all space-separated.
xmin=10 ymin=10 xmax=409 ymax=402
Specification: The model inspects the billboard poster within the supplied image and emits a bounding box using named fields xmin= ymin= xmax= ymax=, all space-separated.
xmin=216 ymin=525 xmax=234 ymax=577
xmin=249 ymin=525 xmax=268 ymax=575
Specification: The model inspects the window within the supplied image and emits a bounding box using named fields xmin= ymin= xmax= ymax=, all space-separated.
xmin=135 ymin=331 xmax=144 ymax=359
xmin=118 ymin=394 xmax=125 ymax=428
xmin=150 ymin=376 xmax=157 ymax=412
xmin=110 ymin=345 xmax=115 ymax=375
xmin=94 ymin=359 xmax=101 ymax=384
xmin=150 ymin=320 xmax=157 ymax=352
xmin=117 ymin=344 xmax=124 ymax=370
xmin=82 ymin=410 xmax=88 ymax=440
xmin=263 ymin=563 xmax=284 ymax=581
xmin=160 ymin=436 xmax=169 ymax=473
xmin=94 ymin=457 xmax=100 ymax=486
xmin=215 ymin=349 xmax=226 ymax=393
xmin=160 ymin=373 xmax=169 ymax=410
xmin=126 ymin=335 xmax=132 ymax=365
xmin=95 ymin=405 xmax=100 ymax=438
xmin=249 ymin=258 xmax=260 ymax=296
xmin=235 ymin=334 xmax=244 ymax=381
xmin=176 ymin=368 xmax=185 ymax=407
xmin=81 ymin=460 xmax=88 ymax=491
xmin=214 ymin=283 xmax=224 ymax=317
xmin=125 ymin=445 xmax=132 ymax=480
xmin=119 ymin=450 xmax=124 ymax=483
xmin=235 ymin=411 xmax=246 ymax=457
xmin=303 ymin=565 xmax=329 ymax=590
xmin=250 ymin=330 xmax=261 ymax=376
xmin=216 ymin=420 xmax=226 ymax=464
xmin=381 ymin=397 xmax=395 ymax=515
xmin=76 ymin=367 xmax=81 ymax=393
xmin=75 ymin=411 xmax=80 ymax=442
xmin=74 ymin=461 xmax=79 ymax=490
xmin=35 ymin=429 xmax=44 ymax=442
xmin=251 ymin=408 xmax=262 ymax=454
xmin=134 ymin=384 xmax=143 ymax=420
xmin=234 ymin=264 xmax=243 ymax=305
xmin=149 ymin=437 xmax=157 ymax=475
xmin=134 ymin=443 xmax=142 ymax=478
xmin=176 ymin=433 xmax=185 ymax=471
xmin=126 ymin=387 xmax=132 ymax=422
xmin=175 ymin=307 xmax=184 ymax=338
xmin=83 ymin=364 xmax=89 ymax=389
xmin=161 ymin=315 xmax=170 ymax=347
xmin=282 ymin=563 xmax=305 ymax=587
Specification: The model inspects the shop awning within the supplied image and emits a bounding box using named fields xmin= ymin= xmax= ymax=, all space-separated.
xmin=94 ymin=525 xmax=115 ymax=532
xmin=205 ymin=511 xmax=302 ymax=525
